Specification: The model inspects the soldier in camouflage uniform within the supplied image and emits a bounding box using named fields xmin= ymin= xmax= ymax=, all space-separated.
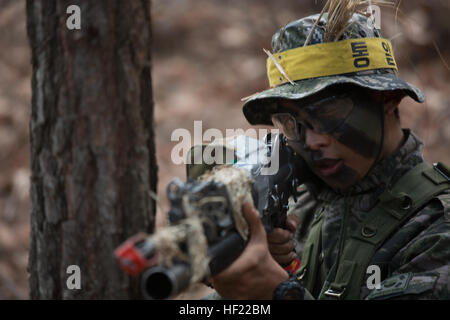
xmin=207 ymin=12 xmax=449 ymax=300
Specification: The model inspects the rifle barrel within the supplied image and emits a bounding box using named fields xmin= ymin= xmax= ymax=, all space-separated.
xmin=141 ymin=264 xmax=191 ymax=300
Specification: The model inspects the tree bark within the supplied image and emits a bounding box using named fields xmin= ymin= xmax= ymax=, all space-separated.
xmin=26 ymin=0 xmax=157 ymax=299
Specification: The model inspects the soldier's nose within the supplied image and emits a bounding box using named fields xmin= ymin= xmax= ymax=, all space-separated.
xmin=304 ymin=128 xmax=331 ymax=151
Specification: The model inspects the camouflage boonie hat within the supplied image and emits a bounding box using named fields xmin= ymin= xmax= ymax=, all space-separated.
xmin=243 ymin=13 xmax=426 ymax=126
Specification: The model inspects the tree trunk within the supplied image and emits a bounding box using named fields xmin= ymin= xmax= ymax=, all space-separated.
xmin=26 ymin=0 xmax=157 ymax=299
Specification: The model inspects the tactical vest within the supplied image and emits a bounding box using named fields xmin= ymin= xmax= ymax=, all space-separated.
xmin=297 ymin=161 xmax=450 ymax=300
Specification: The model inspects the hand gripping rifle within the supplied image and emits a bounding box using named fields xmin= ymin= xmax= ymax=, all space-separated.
xmin=115 ymin=133 xmax=311 ymax=299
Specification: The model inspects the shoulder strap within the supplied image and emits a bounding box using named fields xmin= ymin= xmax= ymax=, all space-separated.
xmin=296 ymin=205 xmax=325 ymax=292
xmin=322 ymin=162 xmax=450 ymax=299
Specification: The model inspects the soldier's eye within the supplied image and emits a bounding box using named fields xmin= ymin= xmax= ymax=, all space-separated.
xmin=296 ymin=122 xmax=309 ymax=141
xmin=305 ymin=121 xmax=314 ymax=130
xmin=298 ymin=120 xmax=314 ymax=131
xmin=297 ymin=123 xmax=303 ymax=137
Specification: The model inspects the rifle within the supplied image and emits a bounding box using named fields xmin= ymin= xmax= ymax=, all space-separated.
xmin=115 ymin=133 xmax=312 ymax=299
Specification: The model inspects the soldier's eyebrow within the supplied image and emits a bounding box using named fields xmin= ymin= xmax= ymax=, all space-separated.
xmin=277 ymin=100 xmax=325 ymax=122
xmin=277 ymin=99 xmax=302 ymax=113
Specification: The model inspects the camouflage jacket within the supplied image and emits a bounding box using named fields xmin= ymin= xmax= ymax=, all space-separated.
xmin=291 ymin=129 xmax=449 ymax=300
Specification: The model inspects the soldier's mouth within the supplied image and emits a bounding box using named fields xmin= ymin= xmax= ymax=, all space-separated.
xmin=315 ymin=158 xmax=343 ymax=177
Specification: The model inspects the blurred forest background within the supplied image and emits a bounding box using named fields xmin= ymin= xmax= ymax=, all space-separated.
xmin=0 ymin=0 xmax=448 ymax=299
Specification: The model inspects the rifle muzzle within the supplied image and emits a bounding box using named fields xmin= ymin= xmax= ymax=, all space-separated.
xmin=141 ymin=263 xmax=191 ymax=300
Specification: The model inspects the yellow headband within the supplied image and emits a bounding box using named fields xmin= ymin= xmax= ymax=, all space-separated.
xmin=267 ymin=38 xmax=397 ymax=87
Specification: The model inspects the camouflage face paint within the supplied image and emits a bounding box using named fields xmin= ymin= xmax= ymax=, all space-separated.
xmin=329 ymin=92 xmax=383 ymax=160
xmin=288 ymin=140 xmax=362 ymax=191
xmin=297 ymin=95 xmax=354 ymax=134
xmin=278 ymin=91 xmax=384 ymax=192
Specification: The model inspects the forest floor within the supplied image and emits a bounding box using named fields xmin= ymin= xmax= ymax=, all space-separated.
xmin=0 ymin=0 xmax=448 ymax=299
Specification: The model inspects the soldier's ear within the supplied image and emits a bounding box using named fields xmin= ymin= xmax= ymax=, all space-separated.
xmin=382 ymin=91 xmax=405 ymax=116
xmin=384 ymin=99 xmax=398 ymax=115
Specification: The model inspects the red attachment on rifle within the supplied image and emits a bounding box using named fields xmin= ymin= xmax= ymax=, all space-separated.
xmin=284 ymin=257 xmax=301 ymax=274
xmin=115 ymin=234 xmax=156 ymax=276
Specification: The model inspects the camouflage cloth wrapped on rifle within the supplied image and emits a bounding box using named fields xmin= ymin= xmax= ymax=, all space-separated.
xmin=115 ymin=134 xmax=313 ymax=299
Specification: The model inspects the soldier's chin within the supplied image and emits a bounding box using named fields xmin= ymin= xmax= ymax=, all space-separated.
xmin=316 ymin=165 xmax=361 ymax=193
